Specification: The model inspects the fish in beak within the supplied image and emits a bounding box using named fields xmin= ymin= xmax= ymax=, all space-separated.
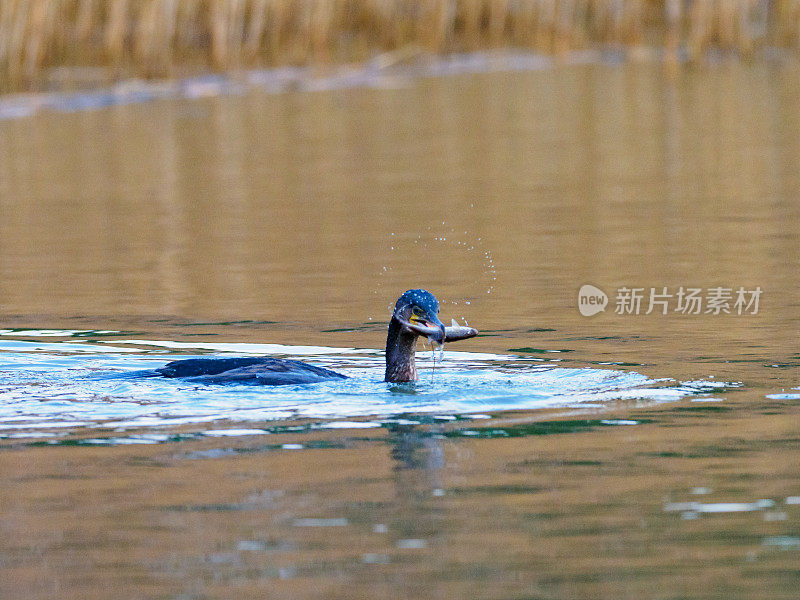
xmin=399 ymin=313 xmax=477 ymax=344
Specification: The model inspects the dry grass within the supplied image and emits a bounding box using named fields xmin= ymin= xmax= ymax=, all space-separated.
xmin=2 ymin=0 xmax=800 ymax=89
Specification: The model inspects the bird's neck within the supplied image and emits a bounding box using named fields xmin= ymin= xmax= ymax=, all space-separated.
xmin=385 ymin=316 xmax=418 ymax=382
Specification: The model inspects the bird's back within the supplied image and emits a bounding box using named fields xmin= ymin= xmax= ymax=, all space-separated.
xmin=157 ymin=357 xmax=347 ymax=385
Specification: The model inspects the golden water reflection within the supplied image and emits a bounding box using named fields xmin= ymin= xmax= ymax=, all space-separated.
xmin=1 ymin=64 xmax=798 ymax=349
xmin=1 ymin=62 xmax=800 ymax=599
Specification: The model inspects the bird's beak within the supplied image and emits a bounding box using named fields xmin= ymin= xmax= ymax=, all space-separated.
xmin=401 ymin=312 xmax=446 ymax=345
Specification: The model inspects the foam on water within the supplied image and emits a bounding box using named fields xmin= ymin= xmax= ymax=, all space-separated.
xmin=0 ymin=334 xmax=730 ymax=439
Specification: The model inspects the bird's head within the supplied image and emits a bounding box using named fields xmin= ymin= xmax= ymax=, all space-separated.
xmin=392 ymin=289 xmax=446 ymax=345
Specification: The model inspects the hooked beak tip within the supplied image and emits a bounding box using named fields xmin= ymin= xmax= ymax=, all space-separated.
xmin=424 ymin=314 xmax=446 ymax=345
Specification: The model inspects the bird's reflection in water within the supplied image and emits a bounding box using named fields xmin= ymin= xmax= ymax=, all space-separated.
xmin=385 ymin=422 xmax=447 ymax=574
xmin=388 ymin=423 xmax=444 ymax=489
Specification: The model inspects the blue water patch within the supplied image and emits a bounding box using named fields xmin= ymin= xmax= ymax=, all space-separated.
xmin=0 ymin=334 xmax=731 ymax=439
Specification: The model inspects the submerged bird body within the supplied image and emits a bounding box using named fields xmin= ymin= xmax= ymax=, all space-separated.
xmin=156 ymin=357 xmax=347 ymax=385
xmin=153 ymin=289 xmax=477 ymax=385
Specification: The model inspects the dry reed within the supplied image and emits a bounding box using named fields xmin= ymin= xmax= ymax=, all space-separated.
xmin=2 ymin=0 xmax=800 ymax=90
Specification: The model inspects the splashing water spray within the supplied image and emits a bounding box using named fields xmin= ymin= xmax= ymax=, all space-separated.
xmin=373 ymin=219 xmax=492 ymax=383
xmin=431 ymin=336 xmax=445 ymax=382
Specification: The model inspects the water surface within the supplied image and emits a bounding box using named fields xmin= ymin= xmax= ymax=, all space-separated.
xmin=0 ymin=331 xmax=731 ymax=439
xmin=1 ymin=60 xmax=799 ymax=599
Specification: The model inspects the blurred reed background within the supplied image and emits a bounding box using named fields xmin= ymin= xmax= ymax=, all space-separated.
xmin=1 ymin=0 xmax=799 ymax=90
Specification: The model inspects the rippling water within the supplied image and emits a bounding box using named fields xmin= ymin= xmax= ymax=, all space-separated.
xmin=0 ymin=330 xmax=733 ymax=441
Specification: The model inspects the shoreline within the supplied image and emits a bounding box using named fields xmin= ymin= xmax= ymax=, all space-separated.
xmin=2 ymin=45 xmax=798 ymax=122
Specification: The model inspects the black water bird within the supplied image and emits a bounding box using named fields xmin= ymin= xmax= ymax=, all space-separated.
xmin=153 ymin=289 xmax=477 ymax=385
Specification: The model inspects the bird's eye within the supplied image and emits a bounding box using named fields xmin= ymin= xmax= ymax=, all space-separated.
xmin=412 ymin=306 xmax=424 ymax=316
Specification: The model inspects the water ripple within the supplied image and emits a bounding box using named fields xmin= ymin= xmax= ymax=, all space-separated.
xmin=0 ymin=337 xmax=731 ymax=439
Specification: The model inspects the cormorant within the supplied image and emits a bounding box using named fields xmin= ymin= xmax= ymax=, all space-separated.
xmin=153 ymin=289 xmax=477 ymax=385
